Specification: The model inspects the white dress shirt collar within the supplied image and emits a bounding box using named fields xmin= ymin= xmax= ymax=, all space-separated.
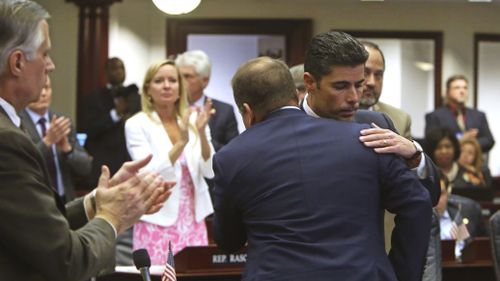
xmin=279 ymin=106 xmax=301 ymax=111
xmin=25 ymin=107 xmax=49 ymax=123
xmin=0 ymin=97 xmax=21 ymax=127
xmin=302 ymin=93 xmax=320 ymax=118
xmin=25 ymin=108 xmax=50 ymax=137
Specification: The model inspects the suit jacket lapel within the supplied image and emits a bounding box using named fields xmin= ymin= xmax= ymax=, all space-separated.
xmin=10 ymin=109 xmax=67 ymax=215
xmin=19 ymin=110 xmax=42 ymax=142
xmin=464 ymin=108 xmax=478 ymax=129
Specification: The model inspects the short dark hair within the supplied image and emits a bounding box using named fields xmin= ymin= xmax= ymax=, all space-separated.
xmin=446 ymin=74 xmax=468 ymax=90
xmin=105 ymin=57 xmax=124 ymax=69
xmin=423 ymin=127 xmax=461 ymax=163
xmin=232 ymin=57 xmax=297 ymax=116
xmin=304 ymin=31 xmax=368 ymax=82
xmin=360 ymin=40 xmax=386 ymax=69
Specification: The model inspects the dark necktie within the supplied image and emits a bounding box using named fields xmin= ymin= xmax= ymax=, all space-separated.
xmin=456 ymin=108 xmax=465 ymax=132
xmin=38 ymin=117 xmax=59 ymax=192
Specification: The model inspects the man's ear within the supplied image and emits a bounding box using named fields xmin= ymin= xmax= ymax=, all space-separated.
xmin=241 ymin=103 xmax=255 ymax=129
xmin=303 ymin=72 xmax=317 ymax=93
xmin=8 ymin=50 xmax=24 ymax=77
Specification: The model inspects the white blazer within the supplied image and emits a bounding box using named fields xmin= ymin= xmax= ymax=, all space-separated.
xmin=125 ymin=111 xmax=214 ymax=226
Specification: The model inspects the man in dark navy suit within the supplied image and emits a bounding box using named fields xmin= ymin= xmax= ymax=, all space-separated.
xmin=302 ymin=32 xmax=440 ymax=208
xmin=213 ymin=56 xmax=432 ymax=281
xmin=300 ymin=33 xmax=441 ymax=270
xmin=425 ymin=75 xmax=495 ymax=154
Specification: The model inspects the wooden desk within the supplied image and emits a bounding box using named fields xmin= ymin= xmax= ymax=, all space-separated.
xmin=97 ymin=272 xmax=241 ymax=281
xmin=99 ymin=240 xmax=498 ymax=281
xmin=442 ymin=259 xmax=495 ymax=281
xmin=99 ymin=265 xmax=495 ymax=281
xmin=98 ymin=245 xmax=244 ymax=281
xmin=441 ymin=237 xmax=496 ymax=281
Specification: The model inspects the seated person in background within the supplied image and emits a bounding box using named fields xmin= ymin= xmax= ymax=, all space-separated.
xmin=459 ymin=138 xmax=492 ymax=187
xmin=437 ymin=175 xmax=487 ymax=255
xmin=424 ymin=127 xmax=486 ymax=189
xmin=125 ymin=60 xmax=214 ymax=265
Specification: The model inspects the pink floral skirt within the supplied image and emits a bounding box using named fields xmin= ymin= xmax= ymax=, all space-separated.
xmin=133 ymin=154 xmax=208 ymax=265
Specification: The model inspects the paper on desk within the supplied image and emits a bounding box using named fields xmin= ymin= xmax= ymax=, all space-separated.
xmin=115 ymin=265 xmax=166 ymax=276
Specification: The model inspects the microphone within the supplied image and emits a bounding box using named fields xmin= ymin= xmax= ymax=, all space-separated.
xmin=133 ymin=248 xmax=152 ymax=281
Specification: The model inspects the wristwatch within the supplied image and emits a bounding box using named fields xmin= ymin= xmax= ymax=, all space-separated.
xmin=409 ymin=140 xmax=423 ymax=160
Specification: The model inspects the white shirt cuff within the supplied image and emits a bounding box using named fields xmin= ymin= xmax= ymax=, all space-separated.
xmin=412 ymin=140 xmax=427 ymax=179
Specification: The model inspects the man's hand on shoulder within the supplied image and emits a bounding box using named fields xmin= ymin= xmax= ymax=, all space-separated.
xmin=359 ymin=123 xmax=424 ymax=169
xmin=359 ymin=123 xmax=416 ymax=157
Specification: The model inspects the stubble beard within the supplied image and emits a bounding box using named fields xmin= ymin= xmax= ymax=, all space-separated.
xmin=359 ymin=96 xmax=377 ymax=109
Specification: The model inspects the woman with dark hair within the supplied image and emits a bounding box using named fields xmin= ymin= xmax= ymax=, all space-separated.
xmin=424 ymin=128 xmax=485 ymax=189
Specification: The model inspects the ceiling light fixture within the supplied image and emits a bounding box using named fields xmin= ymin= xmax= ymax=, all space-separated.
xmin=152 ymin=0 xmax=201 ymax=15
xmin=415 ymin=61 xmax=434 ymax=72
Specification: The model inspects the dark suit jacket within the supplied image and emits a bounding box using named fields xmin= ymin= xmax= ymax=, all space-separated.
xmin=355 ymin=109 xmax=440 ymax=206
xmin=213 ymin=108 xmax=432 ymax=281
xmin=207 ymin=97 xmax=239 ymax=152
xmin=19 ymin=109 xmax=92 ymax=201
xmin=83 ymin=86 xmax=140 ymax=186
xmin=0 ymin=107 xmax=115 ymax=281
xmin=355 ymin=109 xmax=440 ymax=254
xmin=425 ymin=106 xmax=495 ymax=153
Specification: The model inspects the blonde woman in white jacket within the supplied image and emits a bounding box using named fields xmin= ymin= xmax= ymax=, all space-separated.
xmin=125 ymin=60 xmax=214 ymax=265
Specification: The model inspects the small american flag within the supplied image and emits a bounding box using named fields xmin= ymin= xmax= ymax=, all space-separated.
xmin=162 ymin=241 xmax=177 ymax=281
xmin=451 ymin=204 xmax=470 ymax=242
